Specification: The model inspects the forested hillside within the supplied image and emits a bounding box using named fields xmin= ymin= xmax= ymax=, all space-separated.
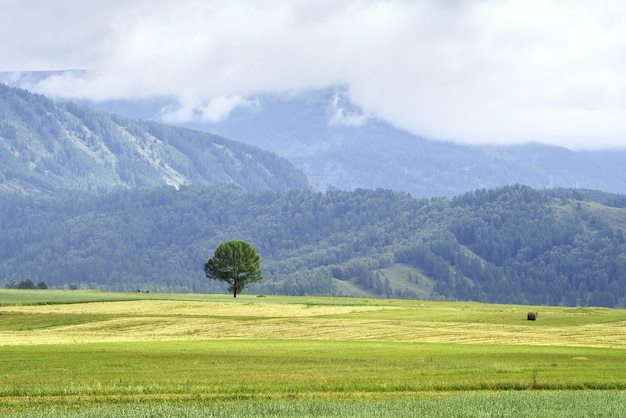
xmin=1 ymin=185 xmax=624 ymax=307
xmin=0 ymin=83 xmax=309 ymax=195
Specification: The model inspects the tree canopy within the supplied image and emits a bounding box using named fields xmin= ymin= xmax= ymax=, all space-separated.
xmin=204 ymin=240 xmax=263 ymax=297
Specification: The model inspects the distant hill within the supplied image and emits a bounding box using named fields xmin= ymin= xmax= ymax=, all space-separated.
xmin=71 ymin=86 xmax=626 ymax=198
xmin=4 ymin=72 xmax=625 ymax=197
xmin=0 ymin=83 xmax=310 ymax=195
xmin=2 ymin=184 xmax=624 ymax=307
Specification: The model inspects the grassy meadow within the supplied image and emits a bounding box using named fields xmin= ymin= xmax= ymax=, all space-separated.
xmin=1 ymin=289 xmax=625 ymax=416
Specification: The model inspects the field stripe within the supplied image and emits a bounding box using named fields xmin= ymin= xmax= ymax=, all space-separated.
xmin=2 ymin=300 xmax=625 ymax=348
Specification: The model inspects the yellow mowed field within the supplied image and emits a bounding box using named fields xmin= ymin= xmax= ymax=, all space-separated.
xmin=2 ymin=296 xmax=625 ymax=348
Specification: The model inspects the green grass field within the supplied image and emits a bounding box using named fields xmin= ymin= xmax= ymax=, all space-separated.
xmin=1 ymin=289 xmax=625 ymax=416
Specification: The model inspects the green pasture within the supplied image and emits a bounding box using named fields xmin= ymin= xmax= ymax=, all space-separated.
xmin=2 ymin=340 xmax=625 ymax=395
xmin=0 ymin=289 xmax=220 ymax=306
xmin=1 ymin=289 xmax=625 ymax=416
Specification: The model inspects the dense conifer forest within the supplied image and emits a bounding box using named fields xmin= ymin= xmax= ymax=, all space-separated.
xmin=1 ymin=184 xmax=624 ymax=307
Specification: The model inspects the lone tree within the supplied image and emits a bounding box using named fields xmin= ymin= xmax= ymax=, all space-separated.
xmin=204 ymin=240 xmax=263 ymax=298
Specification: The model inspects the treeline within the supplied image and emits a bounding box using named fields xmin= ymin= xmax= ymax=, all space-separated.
xmin=0 ymin=184 xmax=625 ymax=307
xmin=4 ymin=279 xmax=48 ymax=289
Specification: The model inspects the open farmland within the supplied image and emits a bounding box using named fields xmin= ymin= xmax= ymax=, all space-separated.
xmin=1 ymin=290 xmax=625 ymax=416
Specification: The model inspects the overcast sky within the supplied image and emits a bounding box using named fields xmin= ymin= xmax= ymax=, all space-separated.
xmin=2 ymin=0 xmax=626 ymax=149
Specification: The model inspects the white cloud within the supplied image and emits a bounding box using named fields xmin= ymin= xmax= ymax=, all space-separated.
xmin=160 ymin=95 xmax=258 ymax=123
xmin=328 ymin=93 xmax=370 ymax=127
xmin=1 ymin=0 xmax=626 ymax=149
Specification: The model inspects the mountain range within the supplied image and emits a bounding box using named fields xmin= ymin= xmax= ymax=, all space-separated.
xmin=3 ymin=72 xmax=626 ymax=198
xmin=1 ymin=183 xmax=625 ymax=307
xmin=77 ymin=85 xmax=626 ymax=197
xmin=0 ymin=82 xmax=309 ymax=195
xmin=1 ymin=78 xmax=625 ymax=307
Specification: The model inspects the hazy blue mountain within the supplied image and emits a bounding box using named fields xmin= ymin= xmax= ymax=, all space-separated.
xmin=0 ymin=83 xmax=310 ymax=195
xmin=3 ymin=71 xmax=625 ymax=197
xmin=76 ymin=87 xmax=626 ymax=197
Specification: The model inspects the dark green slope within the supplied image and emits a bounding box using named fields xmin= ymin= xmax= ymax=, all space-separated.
xmin=1 ymin=185 xmax=624 ymax=307
xmin=0 ymin=83 xmax=310 ymax=195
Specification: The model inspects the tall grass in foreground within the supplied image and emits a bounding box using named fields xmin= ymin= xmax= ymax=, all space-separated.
xmin=5 ymin=392 xmax=626 ymax=418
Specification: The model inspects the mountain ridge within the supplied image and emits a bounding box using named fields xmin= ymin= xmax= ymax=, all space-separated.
xmin=3 ymin=71 xmax=625 ymax=198
xmin=1 ymin=184 xmax=624 ymax=307
xmin=80 ymin=85 xmax=626 ymax=197
xmin=0 ymin=83 xmax=310 ymax=195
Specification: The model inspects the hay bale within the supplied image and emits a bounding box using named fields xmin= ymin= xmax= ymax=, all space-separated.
xmin=527 ymin=311 xmax=538 ymax=321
